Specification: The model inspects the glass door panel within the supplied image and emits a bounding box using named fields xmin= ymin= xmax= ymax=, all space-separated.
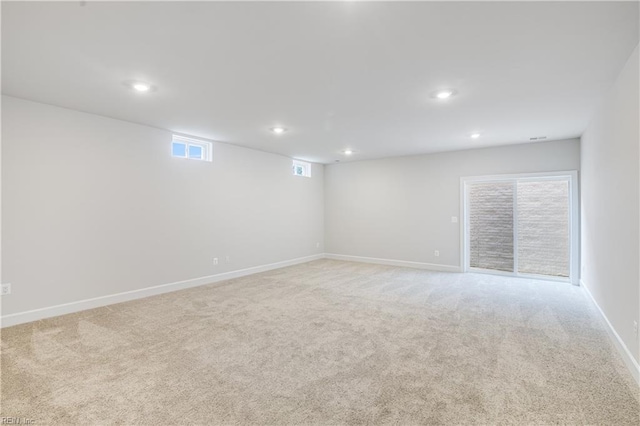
xmin=468 ymin=182 xmax=515 ymax=272
xmin=516 ymin=180 xmax=570 ymax=277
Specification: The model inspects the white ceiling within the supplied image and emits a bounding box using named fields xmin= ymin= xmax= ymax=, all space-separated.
xmin=2 ymin=1 xmax=638 ymax=164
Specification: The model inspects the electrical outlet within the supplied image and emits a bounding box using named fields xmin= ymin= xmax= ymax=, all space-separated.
xmin=434 ymin=250 xmax=440 ymax=257
xmin=634 ymin=321 xmax=638 ymax=339
xmin=1 ymin=283 xmax=11 ymax=296
xmin=225 ymin=256 xmax=230 ymax=263
xmin=451 ymin=216 xmax=458 ymax=223
xmin=213 ymin=258 xmax=218 ymax=266
xmin=316 ymin=242 xmax=320 ymax=248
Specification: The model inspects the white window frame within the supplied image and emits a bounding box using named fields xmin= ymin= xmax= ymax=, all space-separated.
xmin=292 ymin=160 xmax=311 ymax=177
xmin=172 ymin=135 xmax=212 ymax=162
xmin=460 ymin=171 xmax=579 ymax=285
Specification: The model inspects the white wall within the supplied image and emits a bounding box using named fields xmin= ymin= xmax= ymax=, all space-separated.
xmin=580 ymin=46 xmax=639 ymax=366
xmin=1 ymin=96 xmax=324 ymax=317
xmin=324 ymin=139 xmax=580 ymax=269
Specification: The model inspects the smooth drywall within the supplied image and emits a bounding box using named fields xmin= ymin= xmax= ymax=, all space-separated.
xmin=1 ymin=96 xmax=324 ymax=316
xmin=581 ymin=45 xmax=639 ymax=365
xmin=324 ymin=139 xmax=580 ymax=269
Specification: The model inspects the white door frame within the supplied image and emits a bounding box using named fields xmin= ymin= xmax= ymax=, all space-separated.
xmin=460 ymin=171 xmax=579 ymax=285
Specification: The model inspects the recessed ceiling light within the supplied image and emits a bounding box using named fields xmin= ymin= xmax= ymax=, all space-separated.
xmin=124 ymin=80 xmax=156 ymax=93
xmin=431 ymin=89 xmax=457 ymax=100
xmin=344 ymin=149 xmax=353 ymax=155
xmin=133 ymin=83 xmax=151 ymax=92
xmin=270 ymin=127 xmax=287 ymax=134
xmin=470 ymin=133 xmax=481 ymax=139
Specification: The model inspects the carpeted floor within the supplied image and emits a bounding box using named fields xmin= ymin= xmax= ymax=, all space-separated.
xmin=1 ymin=259 xmax=638 ymax=425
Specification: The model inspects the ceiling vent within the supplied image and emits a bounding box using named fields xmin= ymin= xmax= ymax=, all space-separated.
xmin=529 ymin=136 xmax=547 ymax=141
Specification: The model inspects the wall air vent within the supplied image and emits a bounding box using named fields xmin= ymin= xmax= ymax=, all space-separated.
xmin=529 ymin=136 xmax=547 ymax=141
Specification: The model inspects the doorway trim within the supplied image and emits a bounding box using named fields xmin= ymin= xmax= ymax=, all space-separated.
xmin=460 ymin=171 xmax=579 ymax=285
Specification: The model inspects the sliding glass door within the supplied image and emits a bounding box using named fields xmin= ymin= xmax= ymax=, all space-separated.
xmin=463 ymin=172 xmax=578 ymax=283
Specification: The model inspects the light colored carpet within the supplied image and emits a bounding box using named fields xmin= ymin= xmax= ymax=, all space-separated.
xmin=1 ymin=259 xmax=638 ymax=425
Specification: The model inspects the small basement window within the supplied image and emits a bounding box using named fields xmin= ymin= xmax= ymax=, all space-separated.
xmin=172 ymin=135 xmax=212 ymax=161
xmin=292 ymin=160 xmax=311 ymax=177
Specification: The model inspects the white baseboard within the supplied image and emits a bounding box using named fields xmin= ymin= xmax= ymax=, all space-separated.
xmin=1 ymin=254 xmax=324 ymax=328
xmin=580 ymin=279 xmax=640 ymax=385
xmin=324 ymin=253 xmax=462 ymax=273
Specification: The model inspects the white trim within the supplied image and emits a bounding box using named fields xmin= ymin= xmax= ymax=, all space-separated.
xmin=460 ymin=170 xmax=579 ymax=285
xmin=581 ymin=279 xmax=640 ymax=385
xmin=459 ymin=178 xmax=466 ymax=276
xmin=568 ymin=172 xmax=580 ymax=283
xmin=512 ymin=180 xmax=519 ymax=275
xmin=1 ymin=254 xmax=324 ymax=328
xmin=325 ymin=253 xmax=461 ymax=273
xmin=469 ymin=266 xmax=571 ymax=284
xmin=460 ymin=170 xmax=578 ymax=182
